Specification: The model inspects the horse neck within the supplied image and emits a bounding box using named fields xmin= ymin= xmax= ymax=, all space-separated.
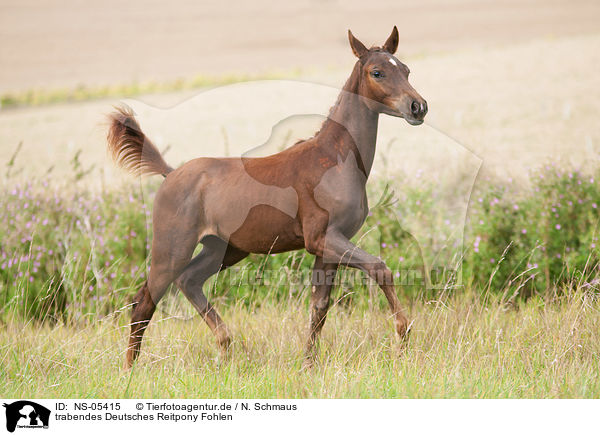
xmin=315 ymin=62 xmax=379 ymax=177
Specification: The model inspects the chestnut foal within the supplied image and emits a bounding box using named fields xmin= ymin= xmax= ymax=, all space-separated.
xmin=108 ymin=26 xmax=427 ymax=368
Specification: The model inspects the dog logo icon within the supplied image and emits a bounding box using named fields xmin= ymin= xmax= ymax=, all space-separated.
xmin=2 ymin=401 xmax=50 ymax=432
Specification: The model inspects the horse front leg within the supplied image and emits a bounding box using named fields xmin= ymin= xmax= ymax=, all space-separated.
xmin=306 ymin=229 xmax=410 ymax=343
xmin=304 ymin=256 xmax=338 ymax=368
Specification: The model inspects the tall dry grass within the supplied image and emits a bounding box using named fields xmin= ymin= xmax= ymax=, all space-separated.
xmin=1 ymin=285 xmax=598 ymax=398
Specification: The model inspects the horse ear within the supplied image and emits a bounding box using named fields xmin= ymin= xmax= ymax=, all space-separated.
xmin=348 ymin=30 xmax=368 ymax=58
xmin=382 ymin=26 xmax=399 ymax=54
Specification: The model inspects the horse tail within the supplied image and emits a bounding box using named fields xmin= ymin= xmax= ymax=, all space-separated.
xmin=107 ymin=105 xmax=174 ymax=178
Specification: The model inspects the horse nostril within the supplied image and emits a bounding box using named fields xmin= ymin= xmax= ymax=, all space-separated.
xmin=411 ymin=100 xmax=420 ymax=116
xmin=422 ymin=100 xmax=428 ymax=116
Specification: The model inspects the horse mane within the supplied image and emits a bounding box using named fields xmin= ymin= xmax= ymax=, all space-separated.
xmin=310 ymin=60 xmax=363 ymax=139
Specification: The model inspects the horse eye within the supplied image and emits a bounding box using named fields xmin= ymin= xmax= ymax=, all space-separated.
xmin=371 ymin=70 xmax=383 ymax=78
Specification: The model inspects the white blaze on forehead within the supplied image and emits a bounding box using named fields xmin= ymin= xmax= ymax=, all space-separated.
xmin=388 ymin=57 xmax=398 ymax=66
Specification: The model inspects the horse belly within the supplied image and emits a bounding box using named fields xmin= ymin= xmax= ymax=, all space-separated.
xmin=227 ymin=204 xmax=304 ymax=254
xmin=200 ymin=161 xmax=301 ymax=251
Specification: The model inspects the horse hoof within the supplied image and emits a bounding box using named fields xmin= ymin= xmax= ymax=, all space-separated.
xmin=403 ymin=321 xmax=414 ymax=340
xmin=302 ymin=357 xmax=316 ymax=371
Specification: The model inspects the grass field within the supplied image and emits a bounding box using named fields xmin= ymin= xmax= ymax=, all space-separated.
xmin=1 ymin=10 xmax=599 ymax=399
xmin=1 ymin=151 xmax=600 ymax=398
xmin=1 ymin=289 xmax=598 ymax=398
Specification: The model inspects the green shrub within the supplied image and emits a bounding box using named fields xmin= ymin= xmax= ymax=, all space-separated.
xmin=1 ymin=156 xmax=599 ymax=323
xmin=463 ymin=166 xmax=600 ymax=297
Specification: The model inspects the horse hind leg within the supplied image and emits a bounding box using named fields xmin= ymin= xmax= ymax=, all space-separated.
xmin=124 ymin=222 xmax=199 ymax=369
xmin=175 ymin=237 xmax=248 ymax=355
xmin=125 ymin=280 xmax=156 ymax=368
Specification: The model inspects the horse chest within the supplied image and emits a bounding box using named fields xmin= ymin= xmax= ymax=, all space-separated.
xmin=313 ymin=165 xmax=369 ymax=237
xmin=330 ymin=190 xmax=369 ymax=237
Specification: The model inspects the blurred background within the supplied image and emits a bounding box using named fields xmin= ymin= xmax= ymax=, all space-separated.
xmin=1 ymin=0 xmax=600 ymax=310
xmin=2 ymin=0 xmax=599 ymax=91
xmin=1 ymin=0 xmax=599 ymax=183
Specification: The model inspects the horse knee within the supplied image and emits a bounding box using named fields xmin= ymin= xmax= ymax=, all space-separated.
xmin=176 ymin=267 xmax=211 ymax=295
xmin=174 ymin=273 xmax=189 ymax=291
xmin=369 ymin=261 xmax=394 ymax=285
xmin=304 ymin=237 xmax=324 ymax=256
